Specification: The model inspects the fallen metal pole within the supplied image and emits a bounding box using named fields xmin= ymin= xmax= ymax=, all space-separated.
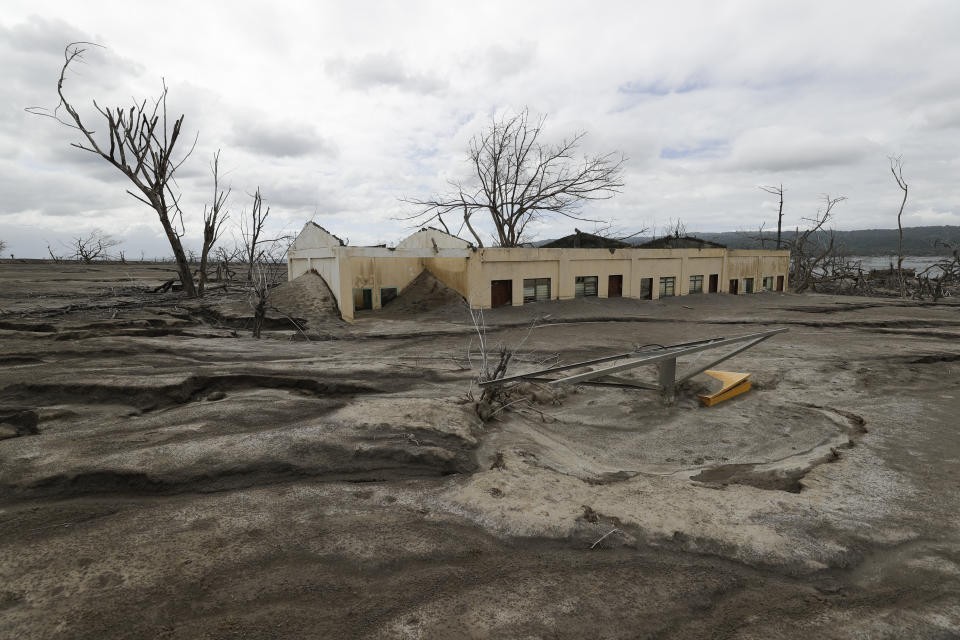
xmin=478 ymin=328 xmax=789 ymax=403
xmin=478 ymin=336 xmax=727 ymax=388
xmin=549 ymin=328 xmax=788 ymax=387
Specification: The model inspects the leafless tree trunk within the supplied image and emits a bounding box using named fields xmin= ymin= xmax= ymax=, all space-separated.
xmin=759 ymin=184 xmax=784 ymax=249
xmin=46 ymin=244 xmax=62 ymax=263
xmin=247 ymin=253 xmax=285 ymax=339
xmin=198 ymin=151 xmax=230 ymax=296
xmin=749 ymin=221 xmax=767 ymax=249
xmin=889 ymin=156 xmax=908 ymax=297
xmin=402 ymin=108 xmax=625 ymax=247
xmin=27 ymin=43 xmax=198 ymax=296
xmin=250 ymin=265 xmax=269 ymax=339
xmin=241 ymin=189 xmax=269 ymax=282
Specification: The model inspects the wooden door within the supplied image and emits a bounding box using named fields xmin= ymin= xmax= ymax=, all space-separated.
xmin=491 ymin=280 xmax=512 ymax=308
xmin=608 ymin=275 xmax=623 ymax=297
xmin=729 ymin=279 xmax=739 ymax=294
xmin=708 ymin=274 xmax=718 ymax=293
xmin=776 ymin=275 xmax=785 ymax=292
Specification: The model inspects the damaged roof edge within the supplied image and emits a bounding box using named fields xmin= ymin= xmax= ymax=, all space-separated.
xmin=306 ymin=221 xmax=347 ymax=246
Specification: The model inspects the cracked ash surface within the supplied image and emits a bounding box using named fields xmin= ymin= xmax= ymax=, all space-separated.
xmin=1 ymin=262 xmax=960 ymax=638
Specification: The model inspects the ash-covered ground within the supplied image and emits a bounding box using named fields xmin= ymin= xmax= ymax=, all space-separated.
xmin=1 ymin=262 xmax=959 ymax=639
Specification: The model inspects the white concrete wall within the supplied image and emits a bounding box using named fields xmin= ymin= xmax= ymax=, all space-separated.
xmin=288 ymin=224 xmax=791 ymax=321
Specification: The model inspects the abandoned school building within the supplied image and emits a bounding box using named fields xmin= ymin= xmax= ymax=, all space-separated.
xmin=286 ymin=223 xmax=790 ymax=322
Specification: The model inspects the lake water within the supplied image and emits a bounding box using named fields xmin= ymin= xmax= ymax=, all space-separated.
xmin=851 ymin=256 xmax=947 ymax=277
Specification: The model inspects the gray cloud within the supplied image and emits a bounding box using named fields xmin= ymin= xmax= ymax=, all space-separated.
xmin=726 ymin=127 xmax=875 ymax=172
xmin=3 ymin=2 xmax=960 ymax=257
xmin=230 ymin=119 xmax=337 ymax=158
xmin=325 ymin=53 xmax=446 ymax=94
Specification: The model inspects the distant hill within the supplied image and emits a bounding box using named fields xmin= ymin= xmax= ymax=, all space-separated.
xmin=695 ymin=226 xmax=960 ymax=255
xmin=533 ymin=226 xmax=960 ymax=256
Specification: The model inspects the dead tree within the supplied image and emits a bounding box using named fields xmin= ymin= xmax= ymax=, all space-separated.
xmin=46 ymin=243 xmax=63 ymax=263
xmin=759 ymin=184 xmax=785 ymax=249
xmin=241 ymin=189 xmax=269 ymax=281
xmin=786 ymin=195 xmax=846 ymax=293
xmin=403 ymin=108 xmax=625 ymax=247
xmin=70 ymin=229 xmax=120 ymax=263
xmin=198 ymin=151 xmax=230 ymax=295
xmin=889 ymin=156 xmax=909 ymax=297
xmin=663 ymin=219 xmax=688 ymax=238
xmin=748 ymin=221 xmax=768 ymax=249
xmin=247 ymin=248 xmax=286 ymax=338
xmin=214 ymin=245 xmax=241 ymax=282
xmin=249 ymin=264 xmax=270 ymax=338
xmin=0 ymin=240 xmax=5 ymax=256
xmin=27 ymin=43 xmax=199 ymax=296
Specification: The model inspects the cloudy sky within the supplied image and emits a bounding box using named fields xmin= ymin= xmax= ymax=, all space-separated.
xmin=2 ymin=0 xmax=959 ymax=257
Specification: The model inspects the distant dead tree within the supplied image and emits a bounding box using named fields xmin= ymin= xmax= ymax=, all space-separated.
xmin=27 ymin=42 xmax=199 ymax=296
xmin=46 ymin=243 xmax=63 ymax=263
xmin=889 ymin=155 xmax=909 ymax=297
xmin=213 ymin=245 xmax=241 ymax=282
xmin=786 ymin=195 xmax=846 ymax=293
xmin=70 ymin=229 xmax=120 ymax=263
xmin=198 ymin=150 xmax=230 ymax=295
xmin=586 ymin=220 xmax=649 ymax=244
xmin=662 ymin=218 xmax=687 ymax=238
xmin=749 ymin=221 xmax=768 ymax=249
xmin=402 ymin=108 xmax=625 ymax=247
xmin=241 ymin=188 xmax=269 ymax=282
xmin=759 ymin=184 xmax=785 ymax=249
xmin=0 ymin=240 xmax=6 ymax=256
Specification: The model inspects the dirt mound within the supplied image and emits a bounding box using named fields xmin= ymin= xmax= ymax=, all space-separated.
xmin=383 ymin=269 xmax=465 ymax=314
xmin=269 ymin=271 xmax=343 ymax=327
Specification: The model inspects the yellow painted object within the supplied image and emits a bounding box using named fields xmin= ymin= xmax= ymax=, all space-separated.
xmin=698 ymin=370 xmax=752 ymax=406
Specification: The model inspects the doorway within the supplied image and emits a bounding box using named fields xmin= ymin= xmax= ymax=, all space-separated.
xmin=776 ymin=275 xmax=785 ymax=292
xmin=491 ymin=280 xmax=512 ymax=308
xmin=639 ymin=278 xmax=653 ymax=300
xmin=708 ymin=274 xmax=719 ymax=293
xmin=608 ymin=274 xmax=623 ymax=297
xmin=728 ymin=279 xmax=739 ymax=295
xmin=353 ymin=288 xmax=373 ymax=311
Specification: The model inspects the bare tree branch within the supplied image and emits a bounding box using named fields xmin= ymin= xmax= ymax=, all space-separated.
xmin=759 ymin=184 xmax=785 ymax=249
xmin=67 ymin=228 xmax=120 ymax=263
xmin=889 ymin=155 xmax=909 ymax=297
xmin=785 ymin=194 xmax=847 ymax=293
xmin=241 ymin=188 xmax=270 ymax=281
xmin=198 ymin=150 xmax=230 ymax=295
xmin=402 ymin=108 xmax=626 ymax=247
xmin=27 ymin=42 xmax=199 ymax=296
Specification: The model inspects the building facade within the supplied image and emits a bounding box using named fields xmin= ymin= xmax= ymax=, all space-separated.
xmin=287 ymin=224 xmax=790 ymax=322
